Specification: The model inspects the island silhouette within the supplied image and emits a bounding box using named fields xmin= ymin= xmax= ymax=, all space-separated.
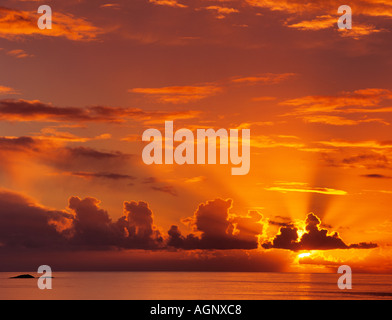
xmin=9 ymin=274 xmax=35 ymax=279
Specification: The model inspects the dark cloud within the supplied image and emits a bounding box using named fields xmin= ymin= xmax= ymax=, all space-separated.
xmin=143 ymin=177 xmax=178 ymax=197
xmin=262 ymin=226 xmax=300 ymax=250
xmin=361 ymin=174 xmax=392 ymax=179
xmin=151 ymin=185 xmax=178 ymax=197
xmin=0 ymin=136 xmax=132 ymax=161
xmin=0 ymin=189 xmax=163 ymax=251
xmin=349 ymin=242 xmax=378 ymax=249
xmin=268 ymin=215 xmax=295 ymax=228
xmin=323 ymin=152 xmax=390 ymax=170
xmin=0 ymin=190 xmax=377 ymax=253
xmin=0 ymin=99 xmax=198 ymax=123
xmin=299 ymin=213 xmax=348 ymax=250
xmin=0 ymin=189 xmax=72 ymax=249
xmin=0 ymin=136 xmax=135 ymax=177
xmin=0 ymin=136 xmax=37 ymax=151
xmin=70 ymin=171 xmax=136 ymax=180
xmin=68 ymin=197 xmax=163 ymax=249
xmin=66 ymin=146 xmax=132 ymax=160
xmin=263 ymin=213 xmax=378 ymax=251
xmin=142 ymin=177 xmax=159 ymax=184
xmin=69 ymin=197 xmax=117 ymax=247
xmin=122 ymin=201 xmax=164 ymax=248
xmin=167 ymin=199 xmax=263 ymax=250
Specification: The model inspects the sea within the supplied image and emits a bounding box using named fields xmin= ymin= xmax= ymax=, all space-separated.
xmin=0 ymin=272 xmax=391 ymax=300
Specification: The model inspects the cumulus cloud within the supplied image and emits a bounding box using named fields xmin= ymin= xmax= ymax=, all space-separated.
xmin=0 ymin=190 xmax=165 ymax=250
xmin=68 ymin=197 xmax=164 ymax=249
xmin=0 ymin=189 xmax=378 ymax=253
xmin=263 ymin=213 xmax=378 ymax=251
xmin=0 ymin=189 xmax=72 ymax=248
xmin=167 ymin=198 xmax=264 ymax=250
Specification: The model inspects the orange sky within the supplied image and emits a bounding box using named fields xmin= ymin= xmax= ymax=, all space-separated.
xmin=0 ymin=0 xmax=392 ymax=273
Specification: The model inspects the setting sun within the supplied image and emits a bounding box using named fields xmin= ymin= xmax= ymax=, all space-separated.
xmin=298 ymin=252 xmax=312 ymax=259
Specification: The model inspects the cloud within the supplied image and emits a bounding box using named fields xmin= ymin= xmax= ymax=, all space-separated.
xmin=246 ymin=0 xmax=392 ymax=18
xmin=129 ymin=85 xmax=222 ymax=103
xmin=0 ymin=136 xmax=45 ymax=152
xmin=251 ymin=135 xmax=306 ymax=149
xmin=129 ymin=73 xmax=293 ymax=104
xmin=319 ymin=140 xmax=392 ymax=150
xmin=100 ymin=3 xmax=121 ymax=9
xmin=0 ymin=189 xmax=379 ymax=257
xmin=0 ymin=6 xmax=100 ymax=41
xmin=0 ymin=136 xmax=130 ymax=160
xmin=282 ymin=88 xmax=392 ymax=115
xmin=0 ymin=191 xmax=164 ymax=250
xmin=67 ymin=171 xmax=136 ymax=181
xmin=231 ymin=73 xmax=295 ymax=85
xmin=265 ymin=185 xmax=347 ymax=195
xmin=285 ymin=14 xmax=382 ymax=38
xmin=202 ymin=6 xmax=239 ymax=19
xmin=322 ymin=152 xmax=390 ymax=170
xmin=0 ymin=99 xmax=199 ymax=123
xmin=247 ymin=0 xmax=386 ymax=38
xmin=0 ymin=85 xmax=17 ymax=95
xmin=0 ymin=136 xmax=135 ymax=179
xmin=149 ymin=0 xmax=188 ymax=8
xmin=263 ymin=213 xmax=378 ymax=251
xmin=282 ymin=88 xmax=392 ymax=126
xmin=65 ymin=146 xmax=132 ymax=160
xmin=142 ymin=177 xmax=178 ymax=196
xmin=32 ymin=127 xmax=112 ymax=142
xmin=167 ymin=198 xmax=264 ymax=250
xmin=151 ymin=185 xmax=178 ymax=196
xmin=0 ymin=189 xmax=72 ymax=249
xmin=67 ymin=197 xmax=163 ymax=249
xmin=286 ymin=15 xmax=337 ymax=31
xmin=6 ymin=49 xmax=33 ymax=58
xmin=302 ymin=115 xmax=389 ymax=126
xmin=361 ymin=174 xmax=392 ymax=179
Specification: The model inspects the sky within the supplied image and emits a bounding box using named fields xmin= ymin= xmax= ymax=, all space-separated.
xmin=0 ymin=0 xmax=392 ymax=273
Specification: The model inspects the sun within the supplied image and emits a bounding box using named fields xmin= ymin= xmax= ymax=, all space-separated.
xmin=298 ymin=252 xmax=311 ymax=259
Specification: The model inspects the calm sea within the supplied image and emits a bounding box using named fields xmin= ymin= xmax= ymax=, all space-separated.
xmin=0 ymin=272 xmax=391 ymax=300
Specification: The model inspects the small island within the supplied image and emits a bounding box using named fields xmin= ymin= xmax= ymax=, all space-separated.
xmin=9 ymin=274 xmax=35 ymax=279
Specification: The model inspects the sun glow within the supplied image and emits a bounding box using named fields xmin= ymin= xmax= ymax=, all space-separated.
xmin=298 ymin=252 xmax=311 ymax=259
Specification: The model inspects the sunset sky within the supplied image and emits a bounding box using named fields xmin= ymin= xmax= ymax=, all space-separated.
xmin=1 ymin=0 xmax=392 ymax=273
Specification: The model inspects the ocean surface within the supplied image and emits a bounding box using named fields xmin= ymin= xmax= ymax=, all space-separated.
xmin=0 ymin=272 xmax=391 ymax=300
